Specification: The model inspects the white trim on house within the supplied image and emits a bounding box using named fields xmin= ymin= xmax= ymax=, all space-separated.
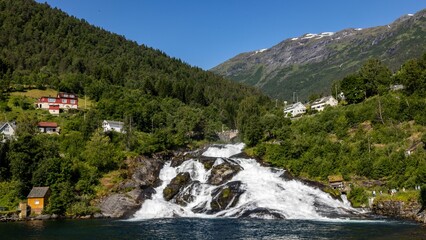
xmin=0 ymin=122 xmax=16 ymax=140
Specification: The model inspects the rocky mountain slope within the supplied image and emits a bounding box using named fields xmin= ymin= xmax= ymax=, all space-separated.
xmin=212 ymin=9 xmax=426 ymax=101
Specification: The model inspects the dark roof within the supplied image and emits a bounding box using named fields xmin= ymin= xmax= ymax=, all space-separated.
xmin=27 ymin=187 xmax=50 ymax=198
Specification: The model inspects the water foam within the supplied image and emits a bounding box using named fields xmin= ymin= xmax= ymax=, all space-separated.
xmin=132 ymin=144 xmax=361 ymax=221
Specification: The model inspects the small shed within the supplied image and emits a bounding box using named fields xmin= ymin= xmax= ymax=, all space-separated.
xmin=328 ymin=175 xmax=344 ymax=190
xmin=27 ymin=187 xmax=51 ymax=215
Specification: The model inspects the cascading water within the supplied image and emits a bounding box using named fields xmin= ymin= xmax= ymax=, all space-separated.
xmin=132 ymin=143 xmax=361 ymax=220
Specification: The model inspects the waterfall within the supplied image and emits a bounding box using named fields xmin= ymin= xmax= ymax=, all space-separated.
xmin=132 ymin=144 xmax=360 ymax=220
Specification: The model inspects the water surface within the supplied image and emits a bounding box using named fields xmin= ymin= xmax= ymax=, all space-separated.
xmin=1 ymin=218 xmax=425 ymax=240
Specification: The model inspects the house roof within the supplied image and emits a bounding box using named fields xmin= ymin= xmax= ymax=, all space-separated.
xmin=27 ymin=187 xmax=50 ymax=198
xmin=284 ymin=102 xmax=306 ymax=111
xmin=0 ymin=122 xmax=16 ymax=131
xmin=57 ymin=92 xmax=77 ymax=99
xmin=103 ymin=120 xmax=124 ymax=128
xmin=312 ymin=96 xmax=335 ymax=106
xmin=328 ymin=175 xmax=344 ymax=183
xmin=38 ymin=122 xmax=58 ymax=128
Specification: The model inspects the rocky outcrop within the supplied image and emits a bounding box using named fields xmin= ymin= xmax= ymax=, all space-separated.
xmin=210 ymin=181 xmax=245 ymax=212
xmin=98 ymin=155 xmax=166 ymax=218
xmin=99 ymin=193 xmax=141 ymax=218
xmin=131 ymin=156 xmax=165 ymax=188
xmin=372 ymin=200 xmax=426 ymax=223
xmin=208 ymin=161 xmax=242 ymax=185
xmin=163 ymin=172 xmax=191 ymax=201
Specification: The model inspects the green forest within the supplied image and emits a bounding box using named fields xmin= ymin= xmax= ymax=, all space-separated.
xmin=0 ymin=0 xmax=270 ymax=215
xmin=0 ymin=0 xmax=425 ymax=214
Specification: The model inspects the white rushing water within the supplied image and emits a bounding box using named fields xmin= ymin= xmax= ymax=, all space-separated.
xmin=132 ymin=144 xmax=360 ymax=221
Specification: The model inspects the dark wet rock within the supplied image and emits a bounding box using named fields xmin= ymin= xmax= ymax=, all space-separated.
xmin=163 ymin=172 xmax=191 ymax=201
xmin=239 ymin=208 xmax=285 ymax=219
xmin=210 ymin=181 xmax=245 ymax=212
xmin=99 ymin=194 xmax=141 ymax=218
xmin=132 ymin=156 xmax=164 ymax=188
xmin=279 ymin=171 xmax=295 ymax=181
xmin=140 ymin=187 xmax=157 ymax=200
xmin=208 ymin=161 xmax=242 ymax=185
xmin=197 ymin=156 xmax=217 ymax=170
xmin=174 ymin=181 xmax=202 ymax=206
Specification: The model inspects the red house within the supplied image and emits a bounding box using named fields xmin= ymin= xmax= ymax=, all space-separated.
xmin=36 ymin=92 xmax=78 ymax=112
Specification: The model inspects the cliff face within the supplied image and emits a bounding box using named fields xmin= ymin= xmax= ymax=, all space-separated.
xmin=372 ymin=200 xmax=426 ymax=223
xmin=212 ymin=9 xmax=426 ymax=101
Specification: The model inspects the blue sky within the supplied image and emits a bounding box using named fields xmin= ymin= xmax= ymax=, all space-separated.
xmin=36 ymin=0 xmax=426 ymax=70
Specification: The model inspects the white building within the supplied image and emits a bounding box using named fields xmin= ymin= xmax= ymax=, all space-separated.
xmin=311 ymin=96 xmax=338 ymax=112
xmin=284 ymin=102 xmax=306 ymax=117
xmin=102 ymin=120 xmax=125 ymax=133
xmin=0 ymin=122 xmax=16 ymax=141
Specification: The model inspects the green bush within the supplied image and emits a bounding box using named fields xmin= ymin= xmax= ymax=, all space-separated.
xmin=348 ymin=187 xmax=369 ymax=208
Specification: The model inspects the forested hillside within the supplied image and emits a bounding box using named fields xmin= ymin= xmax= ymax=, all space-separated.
xmin=242 ymin=54 xmax=426 ymax=206
xmin=0 ymin=0 xmax=270 ymax=215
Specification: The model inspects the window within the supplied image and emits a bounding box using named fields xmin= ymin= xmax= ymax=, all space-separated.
xmin=70 ymin=100 xmax=76 ymax=104
xmin=48 ymin=98 xmax=56 ymax=103
xmin=62 ymin=99 xmax=67 ymax=103
xmin=35 ymin=200 xmax=40 ymax=205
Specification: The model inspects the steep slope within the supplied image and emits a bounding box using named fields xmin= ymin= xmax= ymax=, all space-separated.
xmin=212 ymin=10 xmax=426 ymax=101
xmin=0 ymin=0 xmax=267 ymax=109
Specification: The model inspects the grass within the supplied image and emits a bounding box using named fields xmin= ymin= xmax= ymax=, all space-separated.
xmin=95 ymin=170 xmax=127 ymax=197
xmin=10 ymin=89 xmax=57 ymax=99
xmin=374 ymin=190 xmax=420 ymax=203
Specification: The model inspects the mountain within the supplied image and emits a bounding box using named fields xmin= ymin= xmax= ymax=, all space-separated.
xmin=212 ymin=9 xmax=426 ymax=101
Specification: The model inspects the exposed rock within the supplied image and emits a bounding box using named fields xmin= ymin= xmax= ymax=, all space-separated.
xmin=131 ymin=156 xmax=164 ymax=188
xmin=163 ymin=172 xmax=191 ymax=201
xmin=35 ymin=214 xmax=51 ymax=220
xmin=174 ymin=181 xmax=201 ymax=206
xmin=210 ymin=181 xmax=245 ymax=212
xmin=197 ymin=156 xmax=217 ymax=170
xmin=208 ymin=161 xmax=242 ymax=185
xmin=280 ymin=171 xmax=295 ymax=181
xmin=99 ymin=194 xmax=141 ymax=218
xmin=372 ymin=200 xmax=426 ymax=223
xmin=93 ymin=213 xmax=105 ymax=219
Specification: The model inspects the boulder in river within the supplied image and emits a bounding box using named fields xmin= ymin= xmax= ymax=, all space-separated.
xmin=210 ymin=181 xmax=245 ymax=212
xmin=208 ymin=161 xmax=242 ymax=185
xmin=163 ymin=172 xmax=191 ymax=201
